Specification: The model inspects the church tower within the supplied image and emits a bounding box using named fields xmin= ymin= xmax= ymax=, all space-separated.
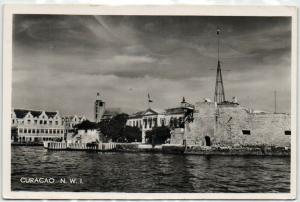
xmin=95 ymin=92 xmax=105 ymax=123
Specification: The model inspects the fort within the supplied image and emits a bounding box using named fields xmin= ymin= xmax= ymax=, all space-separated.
xmin=171 ymin=101 xmax=291 ymax=148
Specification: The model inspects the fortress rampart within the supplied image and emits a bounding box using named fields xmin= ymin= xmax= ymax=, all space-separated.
xmin=183 ymin=102 xmax=291 ymax=147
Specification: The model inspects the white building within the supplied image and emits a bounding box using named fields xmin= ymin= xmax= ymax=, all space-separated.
xmin=127 ymin=108 xmax=165 ymax=143
xmin=126 ymin=97 xmax=194 ymax=144
xmin=62 ymin=115 xmax=86 ymax=132
xmin=11 ymin=109 xmax=65 ymax=143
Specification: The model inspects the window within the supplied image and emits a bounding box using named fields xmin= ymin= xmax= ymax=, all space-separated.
xmin=19 ymin=128 xmax=23 ymax=133
xmin=143 ymin=119 xmax=147 ymax=128
xmin=28 ymin=129 xmax=31 ymax=133
xmin=55 ymin=121 xmax=58 ymax=125
xmin=32 ymin=129 xmax=35 ymax=133
xmin=149 ymin=119 xmax=152 ymax=128
xmin=41 ymin=129 xmax=44 ymax=133
xmin=27 ymin=120 xmax=31 ymax=124
xmin=24 ymin=129 xmax=27 ymax=133
xmin=49 ymin=121 xmax=52 ymax=125
xmin=37 ymin=129 xmax=39 ymax=133
xmin=34 ymin=120 xmax=37 ymax=124
xmin=242 ymin=130 xmax=251 ymax=135
xmin=49 ymin=129 xmax=52 ymax=134
xmin=53 ymin=130 xmax=56 ymax=134
xmin=12 ymin=119 xmax=15 ymax=124
xmin=44 ymin=120 xmax=47 ymax=125
xmin=45 ymin=130 xmax=48 ymax=134
xmin=40 ymin=120 xmax=43 ymax=124
xmin=285 ymin=130 xmax=291 ymax=135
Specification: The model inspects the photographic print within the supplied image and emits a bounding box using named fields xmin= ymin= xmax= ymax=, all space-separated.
xmin=2 ymin=5 xmax=297 ymax=199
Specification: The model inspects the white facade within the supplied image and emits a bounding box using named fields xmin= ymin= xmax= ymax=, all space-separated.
xmin=126 ymin=108 xmax=166 ymax=143
xmin=62 ymin=115 xmax=86 ymax=132
xmin=126 ymin=99 xmax=194 ymax=144
xmin=12 ymin=109 xmax=65 ymax=143
xmin=67 ymin=129 xmax=100 ymax=144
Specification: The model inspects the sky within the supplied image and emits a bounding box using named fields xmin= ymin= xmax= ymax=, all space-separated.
xmin=12 ymin=15 xmax=291 ymax=120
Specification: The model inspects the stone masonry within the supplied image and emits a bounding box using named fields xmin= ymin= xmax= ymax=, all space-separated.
xmin=182 ymin=101 xmax=291 ymax=147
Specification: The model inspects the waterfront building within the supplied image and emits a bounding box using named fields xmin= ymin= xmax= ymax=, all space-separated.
xmin=126 ymin=98 xmax=194 ymax=144
xmin=11 ymin=109 xmax=65 ymax=143
xmin=127 ymin=108 xmax=165 ymax=143
xmin=164 ymin=97 xmax=194 ymax=128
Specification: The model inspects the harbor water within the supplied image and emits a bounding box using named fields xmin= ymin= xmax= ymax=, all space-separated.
xmin=11 ymin=146 xmax=290 ymax=193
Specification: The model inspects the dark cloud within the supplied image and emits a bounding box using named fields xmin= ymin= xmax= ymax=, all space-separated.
xmin=12 ymin=15 xmax=291 ymax=119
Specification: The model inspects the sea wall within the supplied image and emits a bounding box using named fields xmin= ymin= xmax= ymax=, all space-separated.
xmin=184 ymin=102 xmax=291 ymax=147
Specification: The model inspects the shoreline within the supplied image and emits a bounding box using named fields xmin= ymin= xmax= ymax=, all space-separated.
xmin=12 ymin=143 xmax=290 ymax=156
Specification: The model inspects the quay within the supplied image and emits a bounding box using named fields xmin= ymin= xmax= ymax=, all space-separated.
xmin=43 ymin=141 xmax=290 ymax=156
xmin=44 ymin=141 xmax=117 ymax=151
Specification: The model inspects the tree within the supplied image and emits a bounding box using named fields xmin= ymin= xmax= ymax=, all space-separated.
xmin=99 ymin=113 xmax=131 ymax=142
xmin=74 ymin=120 xmax=98 ymax=131
xmin=145 ymin=126 xmax=171 ymax=145
xmin=122 ymin=126 xmax=142 ymax=142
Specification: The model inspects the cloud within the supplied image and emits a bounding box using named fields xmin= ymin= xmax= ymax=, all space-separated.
xmin=12 ymin=15 xmax=292 ymax=118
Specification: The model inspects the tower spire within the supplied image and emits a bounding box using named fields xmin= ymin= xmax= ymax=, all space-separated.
xmin=214 ymin=27 xmax=226 ymax=104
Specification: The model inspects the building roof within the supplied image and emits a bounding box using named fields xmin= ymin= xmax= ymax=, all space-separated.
xmin=165 ymin=107 xmax=187 ymax=115
xmin=129 ymin=110 xmax=145 ymax=118
xmin=45 ymin=111 xmax=57 ymax=118
xmin=128 ymin=108 xmax=164 ymax=119
xmin=14 ymin=109 xmax=30 ymax=119
xmin=13 ymin=109 xmax=58 ymax=119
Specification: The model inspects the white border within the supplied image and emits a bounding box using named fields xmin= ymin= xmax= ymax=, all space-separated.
xmin=2 ymin=4 xmax=298 ymax=200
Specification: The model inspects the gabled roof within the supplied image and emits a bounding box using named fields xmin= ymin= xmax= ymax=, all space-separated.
xmin=45 ymin=112 xmax=57 ymax=118
xmin=129 ymin=110 xmax=145 ymax=118
xmin=143 ymin=108 xmax=159 ymax=116
xmin=14 ymin=109 xmax=30 ymax=119
xmin=13 ymin=109 xmax=58 ymax=119
xmin=129 ymin=108 xmax=163 ymax=119
xmin=30 ymin=110 xmax=43 ymax=117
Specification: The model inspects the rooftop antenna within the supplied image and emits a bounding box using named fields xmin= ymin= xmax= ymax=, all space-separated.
xmin=214 ymin=27 xmax=226 ymax=104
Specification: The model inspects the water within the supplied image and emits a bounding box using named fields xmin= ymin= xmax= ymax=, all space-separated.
xmin=11 ymin=146 xmax=290 ymax=193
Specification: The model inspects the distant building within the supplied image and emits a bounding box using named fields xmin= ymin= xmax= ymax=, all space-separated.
xmin=127 ymin=108 xmax=165 ymax=143
xmin=62 ymin=115 xmax=86 ymax=133
xmin=94 ymin=92 xmax=121 ymax=122
xmin=11 ymin=109 xmax=64 ymax=143
xmin=95 ymin=92 xmax=105 ymax=123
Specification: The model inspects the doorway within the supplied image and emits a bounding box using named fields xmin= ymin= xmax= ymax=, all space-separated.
xmin=205 ymin=136 xmax=211 ymax=146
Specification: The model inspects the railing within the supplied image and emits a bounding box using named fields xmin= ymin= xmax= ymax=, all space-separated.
xmin=43 ymin=141 xmax=116 ymax=151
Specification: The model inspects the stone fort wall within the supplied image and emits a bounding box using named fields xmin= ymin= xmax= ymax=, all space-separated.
xmin=183 ymin=102 xmax=291 ymax=147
